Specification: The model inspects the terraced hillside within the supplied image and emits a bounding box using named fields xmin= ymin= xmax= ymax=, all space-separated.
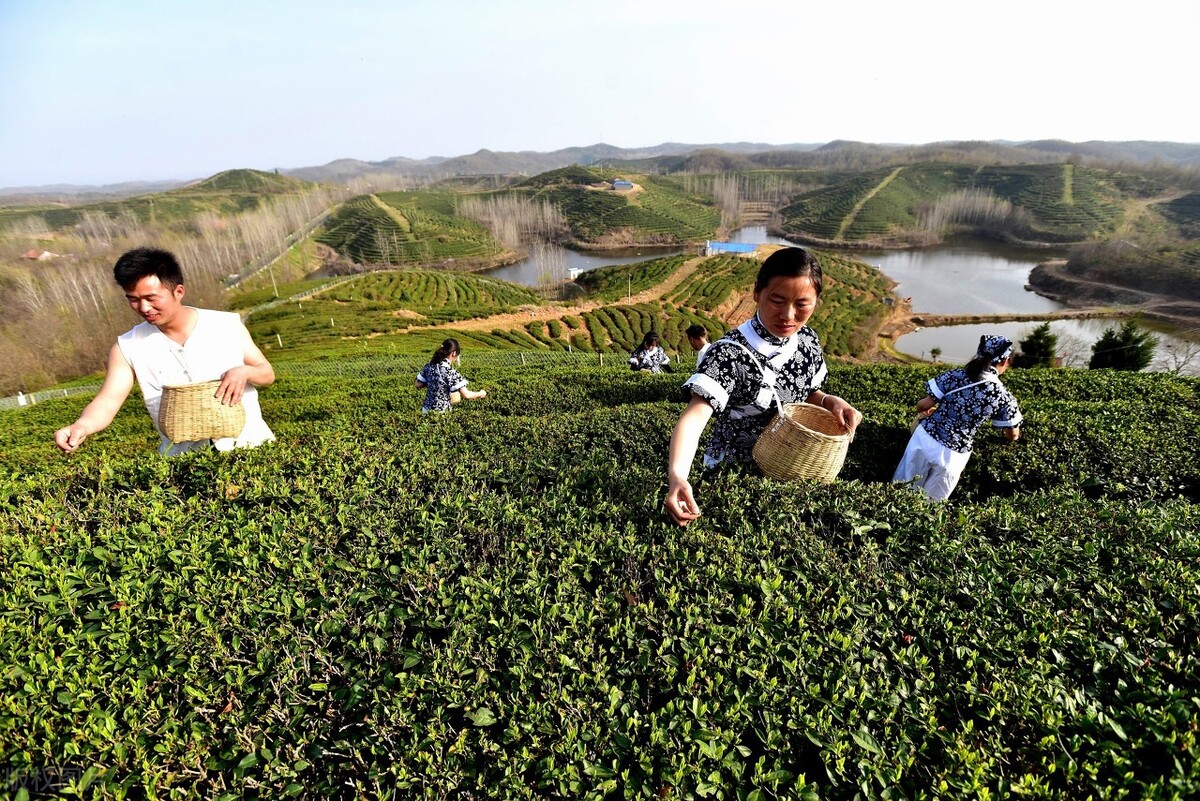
xmin=1156 ymin=191 xmax=1200 ymax=239
xmin=573 ymin=255 xmax=693 ymax=301
xmin=664 ymin=252 xmax=891 ymax=357
xmin=779 ymin=163 xmax=1132 ymax=245
xmin=315 ymin=192 xmax=506 ymax=266
xmin=244 ymin=269 xmax=542 ymax=345
xmin=509 ymin=167 xmax=720 ymax=244
xmin=243 ymin=248 xmax=891 ymax=362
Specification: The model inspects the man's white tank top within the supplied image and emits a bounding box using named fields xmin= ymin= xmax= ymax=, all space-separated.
xmin=116 ymin=308 xmax=274 ymax=456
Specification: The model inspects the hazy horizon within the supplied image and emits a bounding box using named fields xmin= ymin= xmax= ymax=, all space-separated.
xmin=2 ymin=0 xmax=1197 ymax=188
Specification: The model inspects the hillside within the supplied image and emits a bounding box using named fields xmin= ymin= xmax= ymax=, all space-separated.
xmin=313 ymin=191 xmax=508 ymax=268
xmin=0 ymin=168 xmax=321 ymax=230
xmin=6 ymin=141 xmax=1197 ymax=201
xmin=3 ymin=356 xmax=1198 ymax=798
xmin=240 ymin=249 xmax=890 ymax=361
xmin=284 ymin=142 xmax=825 ymax=183
xmin=776 ymin=163 xmax=1165 ymax=246
xmin=509 ymin=167 xmax=721 ymax=245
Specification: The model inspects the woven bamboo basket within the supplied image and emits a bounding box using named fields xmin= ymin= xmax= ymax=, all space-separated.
xmin=753 ymin=402 xmax=852 ymax=483
xmin=158 ymin=380 xmax=246 ymax=443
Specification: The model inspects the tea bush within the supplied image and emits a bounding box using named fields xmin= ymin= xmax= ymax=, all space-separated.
xmin=2 ymin=361 xmax=1198 ymax=798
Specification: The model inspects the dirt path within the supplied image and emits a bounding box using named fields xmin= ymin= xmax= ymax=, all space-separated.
xmin=836 ymin=167 xmax=904 ymax=240
xmin=1028 ymin=259 xmax=1200 ymax=328
xmin=1115 ymin=189 xmax=1190 ymax=239
xmin=369 ymin=194 xmax=411 ymax=232
xmin=419 ymin=254 xmax=711 ymax=333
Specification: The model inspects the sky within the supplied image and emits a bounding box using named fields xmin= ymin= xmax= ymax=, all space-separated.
xmin=1 ymin=0 xmax=1196 ymax=189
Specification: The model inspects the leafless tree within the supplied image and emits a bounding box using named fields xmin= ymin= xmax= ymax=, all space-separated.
xmin=531 ymin=240 xmax=567 ymax=298
xmin=1156 ymin=337 xmax=1200 ymax=375
xmin=711 ymin=173 xmax=742 ymax=231
xmin=457 ymin=195 xmax=568 ymax=248
xmin=1055 ymin=333 xmax=1093 ymax=368
xmin=0 ymin=185 xmax=347 ymax=393
xmin=921 ymin=189 xmax=1034 ymax=240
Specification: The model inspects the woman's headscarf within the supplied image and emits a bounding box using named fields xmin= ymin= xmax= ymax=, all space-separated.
xmin=975 ymin=335 xmax=1014 ymax=364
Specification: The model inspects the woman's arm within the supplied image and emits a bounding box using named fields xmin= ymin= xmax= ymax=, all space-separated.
xmin=460 ymin=387 xmax=488 ymax=400
xmin=665 ymin=395 xmax=714 ymax=526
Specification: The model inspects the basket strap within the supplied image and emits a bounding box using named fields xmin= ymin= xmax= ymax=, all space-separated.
xmin=725 ymin=340 xmax=785 ymax=417
xmin=935 ymin=377 xmax=993 ymax=400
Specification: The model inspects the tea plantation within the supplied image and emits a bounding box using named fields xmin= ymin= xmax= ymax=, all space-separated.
xmin=779 ymin=164 xmax=1131 ymax=245
xmin=2 ymin=356 xmax=1199 ymax=799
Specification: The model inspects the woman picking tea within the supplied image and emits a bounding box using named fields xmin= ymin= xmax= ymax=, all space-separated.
xmin=664 ymin=247 xmax=862 ymax=526
xmin=416 ymin=338 xmax=488 ymax=413
xmin=892 ymin=334 xmax=1022 ymax=501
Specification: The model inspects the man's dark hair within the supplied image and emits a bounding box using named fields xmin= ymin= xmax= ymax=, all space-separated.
xmin=685 ymin=324 xmax=707 ymax=340
xmin=754 ymin=247 xmax=823 ymax=296
xmin=113 ymin=247 xmax=185 ymax=291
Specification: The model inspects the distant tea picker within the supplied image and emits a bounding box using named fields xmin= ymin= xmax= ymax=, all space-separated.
xmin=53 ymin=247 xmax=276 ymax=456
xmin=892 ymin=334 xmax=1022 ymax=501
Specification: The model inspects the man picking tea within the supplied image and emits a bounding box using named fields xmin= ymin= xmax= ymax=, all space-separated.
xmin=54 ymin=247 xmax=275 ymax=456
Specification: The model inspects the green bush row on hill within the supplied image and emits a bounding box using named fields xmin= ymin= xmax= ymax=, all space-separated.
xmin=575 ymin=255 xmax=692 ymax=301
xmin=779 ymin=164 xmax=1132 ymax=244
xmin=236 ymin=249 xmax=890 ymax=361
xmin=315 ymin=193 xmax=504 ymax=266
xmin=513 ymin=169 xmax=720 ymax=244
xmin=2 ymin=361 xmax=1198 ymax=799
xmin=242 ymin=269 xmax=542 ymax=346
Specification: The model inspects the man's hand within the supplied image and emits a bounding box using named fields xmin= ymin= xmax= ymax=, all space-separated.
xmin=50 ymin=343 xmax=135 ymax=453
xmin=216 ymin=366 xmax=252 ymax=406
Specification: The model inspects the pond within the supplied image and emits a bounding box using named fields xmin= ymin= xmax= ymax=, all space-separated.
xmin=482 ymin=229 xmax=1198 ymax=375
xmin=482 ymin=243 xmax=684 ymax=286
xmin=850 ymin=238 xmax=1199 ymax=376
xmin=481 ymin=224 xmax=785 ymax=286
xmin=850 ymin=239 xmax=1066 ymax=315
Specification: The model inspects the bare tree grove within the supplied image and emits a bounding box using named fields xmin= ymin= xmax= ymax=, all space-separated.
xmin=0 ymin=187 xmax=345 ymax=394
xmin=679 ymin=172 xmax=814 ymax=222
xmin=457 ymin=196 xmax=568 ymax=249
xmin=921 ymin=189 xmax=1034 ymax=240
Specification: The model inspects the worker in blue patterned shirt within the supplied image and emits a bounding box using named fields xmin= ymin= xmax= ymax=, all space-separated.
xmin=893 ymin=334 xmax=1022 ymax=501
xmin=416 ymin=338 xmax=488 ymax=413
xmin=629 ymin=331 xmax=671 ymax=373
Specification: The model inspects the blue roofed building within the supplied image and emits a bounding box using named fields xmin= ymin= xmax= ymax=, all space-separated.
xmin=704 ymin=241 xmax=759 ymax=256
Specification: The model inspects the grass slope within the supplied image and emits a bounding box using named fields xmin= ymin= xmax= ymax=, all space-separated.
xmin=0 ymin=169 xmax=317 ymax=230
xmin=512 ymin=167 xmax=720 ymax=244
